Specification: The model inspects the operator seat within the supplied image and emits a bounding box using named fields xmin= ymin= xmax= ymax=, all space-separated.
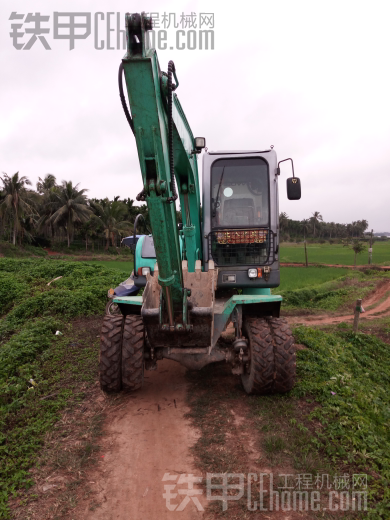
xmin=222 ymin=198 xmax=255 ymax=226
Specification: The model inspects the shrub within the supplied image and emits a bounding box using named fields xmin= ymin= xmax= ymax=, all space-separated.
xmin=0 ymin=273 xmax=25 ymax=315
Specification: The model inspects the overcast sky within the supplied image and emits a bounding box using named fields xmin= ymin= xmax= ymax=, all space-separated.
xmin=1 ymin=0 xmax=389 ymax=232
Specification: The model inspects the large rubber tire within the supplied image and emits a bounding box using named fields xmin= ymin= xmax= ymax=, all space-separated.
xmin=121 ymin=315 xmax=144 ymax=391
xmin=268 ymin=317 xmax=296 ymax=394
xmin=99 ymin=315 xmax=124 ymax=392
xmin=241 ymin=317 xmax=296 ymax=395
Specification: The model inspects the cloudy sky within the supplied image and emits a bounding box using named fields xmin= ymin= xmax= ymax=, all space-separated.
xmin=1 ymin=0 xmax=389 ymax=232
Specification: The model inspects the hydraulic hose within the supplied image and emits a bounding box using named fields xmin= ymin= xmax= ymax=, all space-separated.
xmin=118 ymin=62 xmax=146 ymax=201
xmin=167 ymin=60 xmax=178 ymax=203
xmin=118 ymin=63 xmax=135 ymax=136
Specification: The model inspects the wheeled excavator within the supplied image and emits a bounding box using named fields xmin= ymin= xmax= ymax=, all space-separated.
xmin=99 ymin=12 xmax=302 ymax=395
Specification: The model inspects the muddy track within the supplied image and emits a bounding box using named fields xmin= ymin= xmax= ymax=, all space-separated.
xmin=73 ymin=360 xmax=205 ymax=520
xmin=287 ymin=279 xmax=390 ymax=326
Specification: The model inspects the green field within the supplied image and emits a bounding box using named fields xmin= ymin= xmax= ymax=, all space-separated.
xmin=278 ymin=266 xmax=348 ymax=292
xmin=280 ymin=241 xmax=390 ymax=266
xmin=82 ymin=242 xmax=390 ymax=275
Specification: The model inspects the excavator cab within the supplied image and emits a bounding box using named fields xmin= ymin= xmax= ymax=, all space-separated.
xmin=203 ymin=151 xmax=279 ymax=289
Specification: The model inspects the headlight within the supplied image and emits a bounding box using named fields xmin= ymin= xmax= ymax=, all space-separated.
xmin=248 ymin=268 xmax=257 ymax=278
xmin=141 ymin=267 xmax=150 ymax=276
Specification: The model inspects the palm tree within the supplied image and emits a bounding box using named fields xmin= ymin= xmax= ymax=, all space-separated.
xmin=279 ymin=212 xmax=289 ymax=234
xmin=91 ymin=199 xmax=131 ymax=250
xmin=0 ymin=172 xmax=37 ymax=245
xmin=36 ymin=174 xmax=57 ymax=194
xmin=301 ymin=219 xmax=310 ymax=267
xmin=48 ymin=181 xmax=92 ymax=247
xmin=311 ymin=211 xmax=323 ymax=236
xmin=36 ymin=174 xmax=58 ymax=239
xmin=329 ymin=222 xmax=336 ymax=239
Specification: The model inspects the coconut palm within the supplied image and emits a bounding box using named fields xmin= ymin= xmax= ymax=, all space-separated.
xmin=311 ymin=211 xmax=323 ymax=236
xmin=301 ymin=219 xmax=310 ymax=266
xmin=279 ymin=212 xmax=289 ymax=234
xmin=48 ymin=181 xmax=92 ymax=247
xmin=0 ymin=172 xmax=37 ymax=245
xmin=36 ymin=174 xmax=57 ymax=194
xmin=91 ymin=199 xmax=131 ymax=250
xmin=36 ymin=174 xmax=59 ymax=239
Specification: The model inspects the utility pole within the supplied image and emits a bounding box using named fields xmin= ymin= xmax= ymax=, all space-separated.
xmin=368 ymin=229 xmax=373 ymax=265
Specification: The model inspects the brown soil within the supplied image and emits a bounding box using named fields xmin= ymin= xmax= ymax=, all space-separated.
xmin=43 ymin=248 xmax=61 ymax=256
xmin=71 ymin=360 xmax=205 ymax=520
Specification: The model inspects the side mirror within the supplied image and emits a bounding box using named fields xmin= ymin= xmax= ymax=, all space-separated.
xmin=277 ymin=158 xmax=301 ymax=200
xmin=287 ymin=177 xmax=301 ymax=200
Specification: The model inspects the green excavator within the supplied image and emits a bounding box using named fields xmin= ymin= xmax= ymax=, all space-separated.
xmin=99 ymin=12 xmax=302 ymax=395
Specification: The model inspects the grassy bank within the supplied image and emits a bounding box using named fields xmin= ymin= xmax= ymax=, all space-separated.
xmin=277 ymin=269 xmax=389 ymax=312
xmin=0 ymin=259 xmax=127 ymax=518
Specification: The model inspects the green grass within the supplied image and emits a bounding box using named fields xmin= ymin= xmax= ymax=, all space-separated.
xmin=0 ymin=258 xmax=129 ymax=517
xmin=280 ymin=241 xmax=390 ymax=266
xmin=0 ymin=241 xmax=48 ymax=258
xmin=82 ymin=259 xmax=134 ymax=273
xmin=276 ymin=268 xmax=387 ymax=312
xmin=290 ymin=327 xmax=390 ymax=518
xmin=278 ymin=266 xmax=348 ymax=291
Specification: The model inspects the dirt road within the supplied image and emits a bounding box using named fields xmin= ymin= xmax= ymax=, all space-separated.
xmin=76 ymin=360 xmax=205 ymax=520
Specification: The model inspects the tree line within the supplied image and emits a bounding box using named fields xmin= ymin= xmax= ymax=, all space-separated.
xmin=0 ymin=172 xmax=371 ymax=251
xmin=279 ymin=211 xmax=369 ymax=241
xmin=0 ymin=172 xmax=150 ymax=250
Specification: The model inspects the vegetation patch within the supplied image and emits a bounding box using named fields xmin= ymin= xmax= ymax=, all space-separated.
xmin=279 ymin=266 xmax=348 ymax=291
xmin=291 ymin=326 xmax=390 ymax=518
xmin=278 ymin=270 xmax=387 ymax=312
xmin=0 ymin=258 xmax=129 ymax=518
xmin=0 ymin=259 xmax=128 ymax=339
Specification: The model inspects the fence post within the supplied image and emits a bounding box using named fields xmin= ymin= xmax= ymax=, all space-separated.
xmin=353 ymin=298 xmax=362 ymax=334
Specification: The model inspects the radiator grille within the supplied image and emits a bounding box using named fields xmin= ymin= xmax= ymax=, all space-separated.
xmin=208 ymin=228 xmax=275 ymax=266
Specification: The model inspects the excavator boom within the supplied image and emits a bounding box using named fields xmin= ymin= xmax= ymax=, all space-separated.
xmin=121 ymin=13 xmax=203 ymax=319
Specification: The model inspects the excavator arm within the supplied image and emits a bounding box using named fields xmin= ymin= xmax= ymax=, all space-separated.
xmin=121 ymin=12 xmax=203 ymax=322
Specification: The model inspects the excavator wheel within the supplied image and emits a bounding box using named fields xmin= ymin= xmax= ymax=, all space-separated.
xmin=99 ymin=315 xmax=124 ymax=392
xmin=121 ymin=315 xmax=145 ymax=391
xmin=241 ymin=317 xmax=296 ymax=395
xmin=268 ymin=317 xmax=296 ymax=393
